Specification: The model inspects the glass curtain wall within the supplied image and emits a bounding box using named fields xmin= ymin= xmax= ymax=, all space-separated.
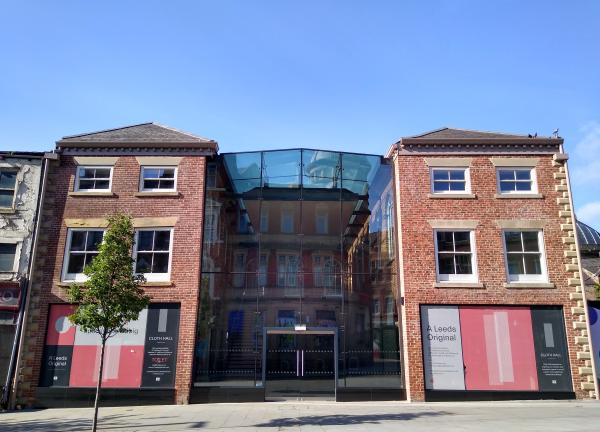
xmin=194 ymin=149 xmax=401 ymax=395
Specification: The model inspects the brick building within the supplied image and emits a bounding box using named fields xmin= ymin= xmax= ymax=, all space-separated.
xmin=13 ymin=123 xmax=217 ymax=407
xmin=389 ymin=128 xmax=596 ymax=401
xmin=9 ymin=124 xmax=598 ymax=407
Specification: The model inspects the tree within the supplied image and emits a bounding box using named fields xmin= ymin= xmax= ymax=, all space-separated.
xmin=68 ymin=212 xmax=150 ymax=432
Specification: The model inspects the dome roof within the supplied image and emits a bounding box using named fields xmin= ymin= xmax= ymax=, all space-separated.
xmin=577 ymin=220 xmax=600 ymax=252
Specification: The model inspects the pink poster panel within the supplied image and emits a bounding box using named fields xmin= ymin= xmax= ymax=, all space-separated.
xmin=69 ymin=309 xmax=147 ymax=388
xmin=460 ymin=306 xmax=539 ymax=391
xmin=45 ymin=304 xmax=76 ymax=346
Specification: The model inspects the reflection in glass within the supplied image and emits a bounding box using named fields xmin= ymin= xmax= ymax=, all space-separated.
xmin=195 ymin=149 xmax=401 ymax=395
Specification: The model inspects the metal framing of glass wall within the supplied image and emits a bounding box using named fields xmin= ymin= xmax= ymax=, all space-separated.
xmin=193 ymin=149 xmax=403 ymax=402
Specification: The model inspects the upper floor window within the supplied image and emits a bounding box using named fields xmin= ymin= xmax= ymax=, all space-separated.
xmin=281 ymin=209 xmax=294 ymax=234
xmin=62 ymin=229 xmax=104 ymax=281
xmin=435 ymin=230 xmax=477 ymax=282
xmin=497 ymin=168 xmax=536 ymax=194
xmin=315 ymin=209 xmax=328 ymax=234
xmin=386 ymin=296 xmax=395 ymax=325
xmin=277 ymin=254 xmax=299 ymax=291
xmin=75 ymin=166 xmax=112 ymax=192
xmin=233 ymin=251 xmax=246 ymax=287
xmin=259 ymin=253 xmax=268 ymax=286
xmin=260 ymin=210 xmax=269 ymax=233
xmin=206 ymin=164 xmax=217 ymax=188
xmin=431 ymin=168 xmax=470 ymax=194
xmin=503 ymin=230 xmax=547 ymax=282
xmin=134 ymin=228 xmax=173 ymax=281
xmin=0 ymin=170 xmax=17 ymax=208
xmin=140 ymin=167 xmax=177 ymax=192
xmin=0 ymin=243 xmax=17 ymax=272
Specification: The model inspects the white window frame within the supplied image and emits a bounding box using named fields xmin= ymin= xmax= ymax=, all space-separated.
xmin=61 ymin=228 xmax=105 ymax=282
xmin=385 ymin=296 xmax=395 ymax=325
xmin=496 ymin=167 xmax=537 ymax=195
xmin=502 ymin=229 xmax=548 ymax=283
xmin=139 ymin=166 xmax=178 ymax=192
xmin=133 ymin=228 xmax=174 ymax=282
xmin=434 ymin=229 xmax=478 ymax=283
xmin=74 ymin=166 xmax=113 ymax=192
xmin=277 ymin=252 xmax=300 ymax=296
xmin=0 ymin=168 xmax=19 ymax=209
xmin=430 ymin=167 xmax=471 ymax=195
xmin=0 ymin=241 xmax=20 ymax=273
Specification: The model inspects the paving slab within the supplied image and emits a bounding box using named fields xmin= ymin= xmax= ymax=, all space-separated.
xmin=1 ymin=400 xmax=599 ymax=431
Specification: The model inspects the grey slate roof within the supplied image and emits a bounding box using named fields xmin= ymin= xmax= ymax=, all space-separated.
xmin=57 ymin=122 xmax=217 ymax=150
xmin=406 ymin=127 xmax=534 ymax=140
xmin=582 ymin=257 xmax=600 ymax=287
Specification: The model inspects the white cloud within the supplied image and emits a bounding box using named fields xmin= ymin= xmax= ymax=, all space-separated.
xmin=577 ymin=201 xmax=600 ymax=229
xmin=570 ymin=121 xmax=600 ymax=185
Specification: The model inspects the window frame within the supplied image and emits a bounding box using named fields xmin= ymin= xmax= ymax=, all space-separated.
xmin=430 ymin=167 xmax=471 ymax=195
xmin=74 ymin=166 xmax=113 ymax=192
xmin=502 ymin=229 xmax=548 ymax=283
xmin=0 ymin=168 xmax=19 ymax=209
xmin=281 ymin=209 xmax=294 ymax=234
xmin=0 ymin=241 xmax=19 ymax=272
xmin=139 ymin=166 xmax=178 ymax=192
xmin=315 ymin=208 xmax=329 ymax=234
xmin=132 ymin=228 xmax=174 ymax=282
xmin=61 ymin=228 xmax=105 ymax=282
xmin=496 ymin=167 xmax=537 ymax=195
xmin=433 ymin=229 xmax=479 ymax=283
xmin=276 ymin=252 xmax=300 ymax=295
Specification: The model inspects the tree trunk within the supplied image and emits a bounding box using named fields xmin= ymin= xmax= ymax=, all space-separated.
xmin=92 ymin=336 xmax=106 ymax=432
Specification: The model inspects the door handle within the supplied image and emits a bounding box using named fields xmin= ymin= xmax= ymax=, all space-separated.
xmin=301 ymin=350 xmax=304 ymax=377
xmin=297 ymin=350 xmax=300 ymax=377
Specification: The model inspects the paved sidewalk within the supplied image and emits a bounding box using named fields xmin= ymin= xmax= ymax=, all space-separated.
xmin=1 ymin=400 xmax=599 ymax=431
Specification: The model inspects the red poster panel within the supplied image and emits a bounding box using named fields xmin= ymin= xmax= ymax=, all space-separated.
xmin=68 ymin=309 xmax=148 ymax=388
xmin=460 ymin=306 xmax=538 ymax=391
xmin=69 ymin=345 xmax=144 ymax=388
xmin=45 ymin=304 xmax=76 ymax=346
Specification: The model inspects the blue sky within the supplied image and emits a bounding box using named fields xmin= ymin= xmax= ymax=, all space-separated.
xmin=1 ymin=1 xmax=599 ymax=227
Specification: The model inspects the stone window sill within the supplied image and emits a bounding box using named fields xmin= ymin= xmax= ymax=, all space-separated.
xmin=504 ymin=282 xmax=555 ymax=289
xmin=0 ymin=208 xmax=16 ymax=214
xmin=68 ymin=191 xmax=116 ymax=197
xmin=55 ymin=281 xmax=84 ymax=287
xmin=141 ymin=281 xmax=173 ymax=287
xmin=135 ymin=191 xmax=180 ymax=198
xmin=494 ymin=193 xmax=544 ymax=199
xmin=428 ymin=193 xmax=477 ymax=199
xmin=434 ymin=282 xmax=484 ymax=289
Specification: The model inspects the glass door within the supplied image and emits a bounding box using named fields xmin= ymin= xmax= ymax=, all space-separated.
xmin=265 ymin=332 xmax=301 ymax=400
xmin=300 ymin=333 xmax=336 ymax=400
xmin=264 ymin=329 xmax=336 ymax=401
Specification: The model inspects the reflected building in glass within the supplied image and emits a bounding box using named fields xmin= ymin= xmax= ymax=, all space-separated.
xmin=193 ymin=149 xmax=401 ymax=401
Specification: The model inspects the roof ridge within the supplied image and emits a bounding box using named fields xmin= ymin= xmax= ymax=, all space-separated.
xmin=151 ymin=122 xmax=215 ymax=142
xmin=445 ymin=126 xmax=530 ymax=138
xmin=406 ymin=127 xmax=449 ymax=139
xmin=61 ymin=122 xmax=154 ymax=140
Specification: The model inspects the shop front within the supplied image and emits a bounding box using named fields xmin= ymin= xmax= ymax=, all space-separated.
xmin=36 ymin=303 xmax=181 ymax=407
xmin=421 ymin=305 xmax=574 ymax=401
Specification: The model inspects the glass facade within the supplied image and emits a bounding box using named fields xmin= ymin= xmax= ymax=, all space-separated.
xmin=194 ymin=149 xmax=401 ymax=397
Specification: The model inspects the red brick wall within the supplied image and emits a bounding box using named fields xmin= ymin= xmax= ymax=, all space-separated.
xmin=393 ymin=153 xmax=587 ymax=400
xmin=18 ymin=155 xmax=206 ymax=405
